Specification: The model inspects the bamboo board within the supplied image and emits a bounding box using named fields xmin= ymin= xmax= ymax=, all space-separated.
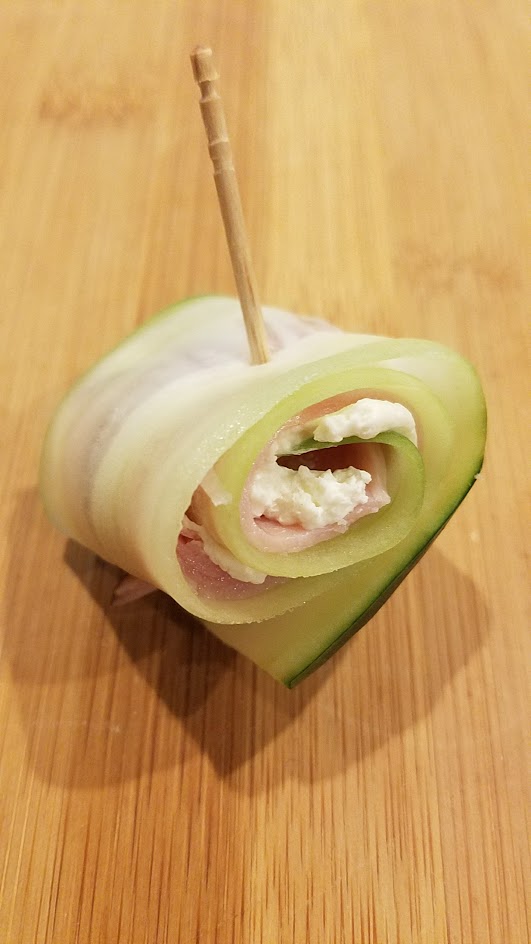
xmin=0 ymin=2 xmax=529 ymax=942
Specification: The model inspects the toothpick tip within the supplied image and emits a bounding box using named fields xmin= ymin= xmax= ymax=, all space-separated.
xmin=191 ymin=46 xmax=217 ymax=83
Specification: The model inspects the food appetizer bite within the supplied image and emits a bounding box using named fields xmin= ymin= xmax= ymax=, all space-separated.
xmin=39 ymin=49 xmax=486 ymax=686
xmin=40 ymin=295 xmax=486 ymax=686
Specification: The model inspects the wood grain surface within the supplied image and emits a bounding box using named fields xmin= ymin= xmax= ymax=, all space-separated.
xmin=1 ymin=1 xmax=529 ymax=942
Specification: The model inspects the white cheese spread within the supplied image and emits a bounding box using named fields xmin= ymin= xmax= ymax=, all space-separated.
xmin=313 ymin=398 xmax=417 ymax=446
xmin=250 ymin=465 xmax=372 ymax=529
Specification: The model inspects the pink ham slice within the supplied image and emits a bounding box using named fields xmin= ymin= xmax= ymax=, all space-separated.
xmin=176 ymin=529 xmax=284 ymax=600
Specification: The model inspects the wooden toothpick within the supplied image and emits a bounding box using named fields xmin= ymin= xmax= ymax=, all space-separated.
xmin=191 ymin=46 xmax=270 ymax=365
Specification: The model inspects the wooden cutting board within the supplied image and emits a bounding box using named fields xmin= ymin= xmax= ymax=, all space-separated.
xmin=1 ymin=2 xmax=528 ymax=942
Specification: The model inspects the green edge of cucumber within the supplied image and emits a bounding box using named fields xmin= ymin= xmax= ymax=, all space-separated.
xmin=284 ymin=463 xmax=482 ymax=687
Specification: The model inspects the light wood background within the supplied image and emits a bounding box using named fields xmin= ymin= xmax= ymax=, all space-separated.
xmin=1 ymin=2 xmax=529 ymax=942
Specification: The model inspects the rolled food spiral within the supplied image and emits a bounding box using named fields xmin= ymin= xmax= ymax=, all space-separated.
xmin=40 ymin=296 xmax=486 ymax=685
